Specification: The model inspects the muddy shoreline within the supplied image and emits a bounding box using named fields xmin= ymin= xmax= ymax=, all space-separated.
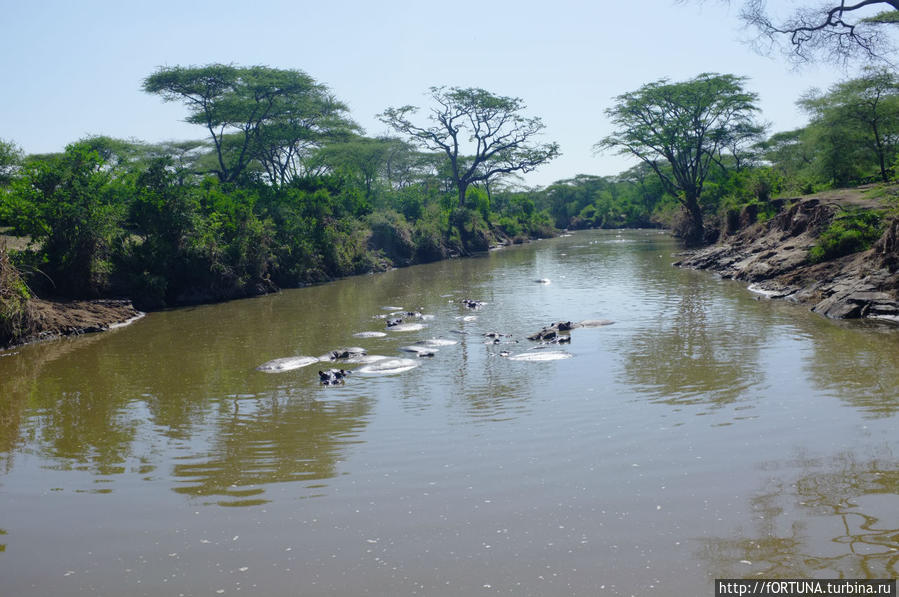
xmin=2 ymin=298 xmax=144 ymax=350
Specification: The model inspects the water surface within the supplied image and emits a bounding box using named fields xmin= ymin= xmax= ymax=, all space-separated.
xmin=1 ymin=230 xmax=897 ymax=596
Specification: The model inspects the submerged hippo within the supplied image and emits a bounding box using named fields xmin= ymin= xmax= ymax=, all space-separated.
xmin=319 ymin=368 xmax=351 ymax=385
xmin=399 ymin=345 xmax=437 ymax=357
xmin=527 ymin=321 xmax=575 ymax=341
xmin=461 ymin=299 xmax=485 ymax=309
xmin=323 ymin=347 xmax=367 ymax=361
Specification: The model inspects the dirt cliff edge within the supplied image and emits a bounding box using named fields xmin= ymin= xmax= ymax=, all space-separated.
xmin=675 ymin=193 xmax=899 ymax=322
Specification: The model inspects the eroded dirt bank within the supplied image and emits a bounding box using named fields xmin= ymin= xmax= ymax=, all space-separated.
xmin=4 ymin=299 xmax=143 ymax=349
xmin=675 ymin=190 xmax=899 ymax=322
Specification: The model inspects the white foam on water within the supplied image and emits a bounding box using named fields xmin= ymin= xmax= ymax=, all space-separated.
xmin=506 ymin=351 xmax=572 ymax=362
xmin=256 ymin=356 xmax=319 ymax=372
xmin=355 ymin=358 xmax=420 ymax=375
xmin=387 ymin=323 xmax=426 ymax=332
xmin=414 ymin=338 xmax=458 ymax=347
xmin=352 ymin=331 xmax=387 ymax=338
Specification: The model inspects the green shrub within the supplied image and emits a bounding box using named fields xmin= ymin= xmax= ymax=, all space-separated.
xmin=367 ymin=210 xmax=415 ymax=263
xmin=0 ymin=245 xmax=32 ymax=345
xmin=808 ymin=210 xmax=884 ymax=263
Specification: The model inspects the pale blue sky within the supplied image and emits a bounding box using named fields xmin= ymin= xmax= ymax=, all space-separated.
xmin=0 ymin=0 xmax=860 ymax=186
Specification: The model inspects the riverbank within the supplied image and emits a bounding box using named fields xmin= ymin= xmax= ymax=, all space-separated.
xmin=1 ymin=298 xmax=143 ymax=349
xmin=675 ymin=187 xmax=899 ymax=322
xmin=0 ymin=224 xmax=530 ymax=349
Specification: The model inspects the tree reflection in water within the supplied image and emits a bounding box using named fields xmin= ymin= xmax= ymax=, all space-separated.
xmin=698 ymin=450 xmax=899 ymax=579
xmin=804 ymin=323 xmax=899 ymax=418
xmin=171 ymin=393 xmax=372 ymax=506
xmin=620 ymin=282 xmax=766 ymax=408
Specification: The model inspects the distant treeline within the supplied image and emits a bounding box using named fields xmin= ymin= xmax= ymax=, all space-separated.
xmin=1 ymin=64 xmax=898 ymax=312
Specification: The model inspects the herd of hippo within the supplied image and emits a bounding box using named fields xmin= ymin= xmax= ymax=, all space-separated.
xmin=255 ymin=293 xmax=614 ymax=385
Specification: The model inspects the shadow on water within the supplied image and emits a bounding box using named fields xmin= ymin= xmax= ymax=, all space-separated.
xmin=697 ymin=448 xmax=899 ymax=580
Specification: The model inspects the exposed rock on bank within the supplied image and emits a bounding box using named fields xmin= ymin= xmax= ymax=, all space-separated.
xmin=675 ymin=193 xmax=899 ymax=322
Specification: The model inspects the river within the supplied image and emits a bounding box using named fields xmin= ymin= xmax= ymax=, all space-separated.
xmin=1 ymin=229 xmax=897 ymax=596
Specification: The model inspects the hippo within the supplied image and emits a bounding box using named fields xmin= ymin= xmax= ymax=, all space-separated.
xmin=386 ymin=318 xmax=403 ymax=327
xmin=461 ymin=299 xmax=484 ymax=309
xmin=527 ymin=321 xmax=576 ymax=341
xmin=324 ymin=347 xmax=367 ymax=360
xmin=319 ymin=369 xmax=351 ymax=385
xmin=400 ymin=345 xmax=438 ymax=357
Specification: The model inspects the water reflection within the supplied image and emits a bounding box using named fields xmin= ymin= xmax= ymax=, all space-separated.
xmin=803 ymin=323 xmax=899 ymax=418
xmin=1 ymin=230 xmax=898 ymax=596
xmin=0 ymin=337 xmax=139 ymax=475
xmin=698 ymin=449 xmax=899 ymax=579
xmin=619 ymin=277 xmax=766 ymax=407
xmin=172 ymin=393 xmax=371 ymax=506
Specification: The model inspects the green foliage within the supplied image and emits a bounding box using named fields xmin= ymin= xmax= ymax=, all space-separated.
xmin=597 ymin=72 xmax=763 ymax=245
xmin=808 ymin=210 xmax=885 ymax=263
xmin=3 ymin=142 xmax=126 ymax=297
xmin=367 ymin=210 xmax=415 ymax=264
xmin=0 ymin=245 xmax=33 ymax=346
xmin=143 ymin=64 xmax=358 ymax=185
xmin=0 ymin=138 xmax=23 ymax=188
xmin=380 ymin=86 xmax=560 ymax=207
xmin=465 ymin=186 xmax=490 ymax=221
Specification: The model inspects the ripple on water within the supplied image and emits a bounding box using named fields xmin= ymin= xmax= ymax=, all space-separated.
xmin=353 ymin=331 xmax=388 ymax=338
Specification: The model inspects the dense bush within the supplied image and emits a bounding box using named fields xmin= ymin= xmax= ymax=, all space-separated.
xmin=0 ymin=245 xmax=33 ymax=346
xmin=808 ymin=210 xmax=885 ymax=263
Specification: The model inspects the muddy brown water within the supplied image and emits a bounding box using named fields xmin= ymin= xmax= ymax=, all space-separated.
xmin=1 ymin=230 xmax=897 ymax=596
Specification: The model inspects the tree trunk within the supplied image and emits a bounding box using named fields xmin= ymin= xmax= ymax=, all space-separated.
xmin=683 ymin=193 xmax=705 ymax=247
xmin=457 ymin=182 xmax=468 ymax=208
xmin=872 ymin=122 xmax=888 ymax=182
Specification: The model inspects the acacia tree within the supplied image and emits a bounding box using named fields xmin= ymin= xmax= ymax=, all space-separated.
xmin=800 ymin=67 xmax=899 ymax=182
xmin=738 ymin=0 xmax=899 ymax=63
xmin=379 ymin=86 xmax=560 ymax=207
xmin=143 ymin=64 xmax=356 ymax=184
xmin=0 ymin=139 xmax=23 ymax=187
xmin=597 ymin=73 xmax=762 ymax=245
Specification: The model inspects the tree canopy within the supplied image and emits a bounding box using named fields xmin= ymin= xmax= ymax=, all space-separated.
xmin=143 ymin=64 xmax=358 ymax=185
xmin=596 ymin=73 xmax=762 ymax=244
xmin=379 ymin=86 xmax=560 ymax=207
